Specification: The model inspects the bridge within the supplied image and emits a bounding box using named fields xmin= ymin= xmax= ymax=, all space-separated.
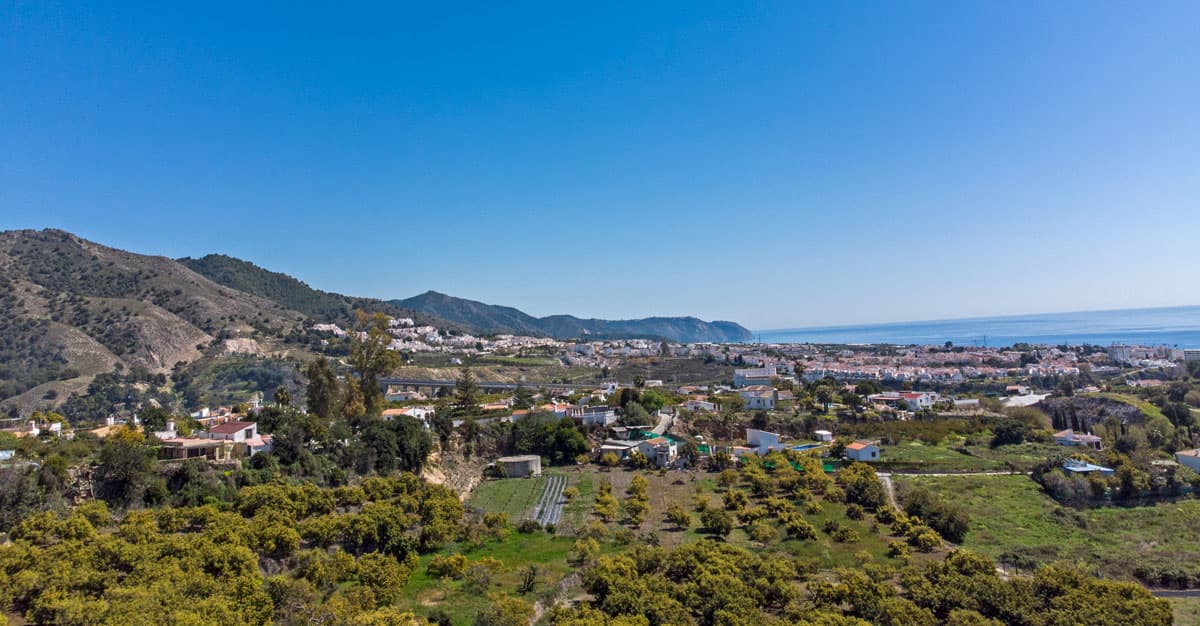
xmin=378 ymin=377 xmax=595 ymax=394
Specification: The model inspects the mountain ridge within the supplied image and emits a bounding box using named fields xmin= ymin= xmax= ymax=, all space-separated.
xmin=393 ymin=290 xmax=753 ymax=343
xmin=0 ymin=228 xmax=306 ymax=412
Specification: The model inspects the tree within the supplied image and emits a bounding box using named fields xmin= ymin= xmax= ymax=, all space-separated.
xmin=594 ymin=492 xmax=619 ymax=522
xmin=623 ymin=497 xmax=649 ymax=526
xmin=990 ymin=417 xmax=1030 ymax=447
xmin=512 ymin=383 xmax=533 ymax=410
xmin=474 ymin=595 xmax=533 ymax=626
xmin=517 ymin=565 xmax=538 ymax=594
xmin=95 ymin=427 xmax=154 ymax=508
xmin=139 ymin=405 xmax=172 ymax=434
xmin=357 ymin=552 xmax=412 ymax=605
xmin=274 ymin=386 xmax=292 ymax=407
xmin=453 ymin=365 xmax=481 ymax=417
xmin=349 ymin=311 xmax=401 ymax=417
xmin=665 ymin=503 xmax=691 ymax=530
xmin=305 ymin=356 xmax=339 ymax=419
xmin=700 ymin=508 xmax=732 ymax=537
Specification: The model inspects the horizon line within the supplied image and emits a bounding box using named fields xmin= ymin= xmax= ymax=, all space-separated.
xmin=754 ymin=303 xmax=1200 ymax=335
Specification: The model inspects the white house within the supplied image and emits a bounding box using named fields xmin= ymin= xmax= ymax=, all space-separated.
xmin=637 ymin=436 xmax=678 ymax=467
xmin=845 ymin=440 xmax=880 ymax=462
xmin=599 ymin=439 xmax=641 ymax=460
xmin=207 ymin=421 xmax=257 ymax=443
xmin=746 ymin=428 xmax=783 ymax=455
xmin=579 ymin=405 xmax=618 ymax=427
xmin=739 ymin=385 xmax=777 ymax=410
xmin=733 ymin=366 xmax=776 ymax=388
xmin=867 ymin=391 xmax=940 ymax=411
xmin=814 ymin=429 xmax=833 ymax=442
xmin=683 ymin=399 xmax=716 ymax=413
xmin=1176 ymin=449 xmax=1200 ymax=472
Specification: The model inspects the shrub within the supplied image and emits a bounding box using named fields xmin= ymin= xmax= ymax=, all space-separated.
xmin=887 ymin=541 xmax=910 ymax=558
xmin=516 ymin=519 xmax=542 ymax=534
xmin=832 ymin=527 xmax=860 ymax=543
xmin=428 ymin=553 xmax=468 ymax=579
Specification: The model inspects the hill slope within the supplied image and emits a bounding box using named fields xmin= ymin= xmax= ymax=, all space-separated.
xmin=0 ymin=229 xmax=304 ymax=410
xmin=178 ymin=254 xmax=445 ymax=328
xmin=395 ymin=290 xmax=753 ymax=342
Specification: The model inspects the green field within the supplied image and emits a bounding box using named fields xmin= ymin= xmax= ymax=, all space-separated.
xmin=875 ymin=437 xmax=1066 ymax=472
xmin=1166 ymin=596 xmax=1200 ymax=626
xmin=896 ymin=474 xmax=1200 ymax=580
xmin=467 ymin=474 xmax=547 ymax=522
xmin=471 ymin=466 xmax=934 ymax=565
xmin=878 ymin=440 xmax=1003 ymax=470
xmin=400 ymin=531 xmax=578 ymax=624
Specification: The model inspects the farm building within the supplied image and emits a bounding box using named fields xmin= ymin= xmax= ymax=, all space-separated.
xmin=845 ymin=440 xmax=880 ymax=462
xmin=496 ymin=455 xmax=542 ymax=478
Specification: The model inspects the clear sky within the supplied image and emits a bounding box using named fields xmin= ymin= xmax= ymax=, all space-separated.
xmin=3 ymin=2 xmax=1198 ymax=330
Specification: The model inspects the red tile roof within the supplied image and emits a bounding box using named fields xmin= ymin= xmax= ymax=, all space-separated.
xmin=208 ymin=420 xmax=255 ymax=435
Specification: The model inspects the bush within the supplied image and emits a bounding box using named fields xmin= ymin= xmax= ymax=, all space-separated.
xmin=899 ymin=486 xmax=970 ymax=543
xmin=782 ymin=514 xmax=817 ymax=540
xmin=747 ymin=520 xmax=778 ymax=543
xmin=516 ymin=519 xmax=542 ymax=534
xmin=428 ymin=553 xmax=469 ymax=579
xmin=700 ymin=508 xmax=733 ymax=537
xmin=832 ymin=527 xmax=860 ymax=543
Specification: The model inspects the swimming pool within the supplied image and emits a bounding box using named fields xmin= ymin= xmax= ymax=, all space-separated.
xmin=791 ymin=443 xmax=822 ymax=451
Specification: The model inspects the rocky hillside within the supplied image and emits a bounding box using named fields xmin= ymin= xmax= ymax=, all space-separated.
xmin=0 ymin=229 xmax=305 ymax=411
xmin=395 ymin=290 xmax=753 ymax=343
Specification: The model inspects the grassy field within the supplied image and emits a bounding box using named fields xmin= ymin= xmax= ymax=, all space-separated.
xmin=400 ymin=531 xmax=578 ymax=624
xmin=895 ymin=474 xmax=1200 ymax=580
xmin=879 ymin=439 xmax=1003 ymax=470
xmin=875 ymin=436 xmax=1066 ymax=472
xmin=1166 ymin=596 xmax=1200 ymax=626
xmin=467 ymin=474 xmax=547 ymax=522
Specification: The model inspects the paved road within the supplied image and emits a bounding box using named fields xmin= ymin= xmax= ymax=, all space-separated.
xmin=651 ymin=412 xmax=672 ymax=435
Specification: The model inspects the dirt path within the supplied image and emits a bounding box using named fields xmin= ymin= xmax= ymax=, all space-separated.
xmin=878 ymin=473 xmax=898 ymax=509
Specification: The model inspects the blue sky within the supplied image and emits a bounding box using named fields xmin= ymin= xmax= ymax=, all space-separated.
xmin=2 ymin=2 xmax=1198 ymax=330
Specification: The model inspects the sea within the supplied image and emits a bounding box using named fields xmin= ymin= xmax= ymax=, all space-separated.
xmin=755 ymin=305 xmax=1200 ymax=349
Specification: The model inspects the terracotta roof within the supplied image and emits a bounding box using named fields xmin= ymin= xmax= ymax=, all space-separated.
xmin=208 ymin=420 xmax=256 ymax=435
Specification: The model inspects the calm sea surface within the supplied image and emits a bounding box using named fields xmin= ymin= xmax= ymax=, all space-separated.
xmin=755 ymin=306 xmax=1200 ymax=348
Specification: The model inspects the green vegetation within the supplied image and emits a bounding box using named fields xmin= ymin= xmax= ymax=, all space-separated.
xmin=1083 ymin=392 xmax=1170 ymax=421
xmin=468 ymin=475 xmax=548 ymax=523
xmin=896 ymin=473 xmax=1200 ymax=587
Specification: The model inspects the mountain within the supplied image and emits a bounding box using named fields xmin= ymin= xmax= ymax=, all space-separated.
xmin=182 ymin=258 xmax=754 ymax=343
xmin=177 ymin=254 xmax=446 ymax=329
xmin=0 ymin=229 xmax=752 ymax=411
xmin=394 ymin=291 xmax=753 ymax=343
xmin=0 ymin=229 xmax=305 ymax=410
